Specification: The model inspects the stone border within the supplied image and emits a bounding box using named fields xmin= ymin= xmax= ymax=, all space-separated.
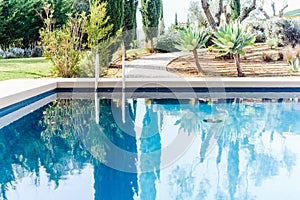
xmin=1 ymin=77 xmax=300 ymax=109
xmin=1 ymin=77 xmax=300 ymax=128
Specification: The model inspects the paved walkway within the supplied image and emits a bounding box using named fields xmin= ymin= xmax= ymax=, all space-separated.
xmin=125 ymin=52 xmax=185 ymax=78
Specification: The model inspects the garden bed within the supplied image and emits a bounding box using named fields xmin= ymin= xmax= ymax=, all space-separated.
xmin=167 ymin=43 xmax=300 ymax=77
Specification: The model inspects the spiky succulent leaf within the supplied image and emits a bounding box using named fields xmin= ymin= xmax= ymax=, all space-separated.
xmin=175 ymin=26 xmax=210 ymax=52
xmin=212 ymin=21 xmax=255 ymax=56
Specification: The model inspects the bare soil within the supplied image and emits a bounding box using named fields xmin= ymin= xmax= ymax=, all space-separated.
xmin=167 ymin=43 xmax=300 ymax=77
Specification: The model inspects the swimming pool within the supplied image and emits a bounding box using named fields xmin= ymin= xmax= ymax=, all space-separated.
xmin=1 ymin=92 xmax=300 ymax=200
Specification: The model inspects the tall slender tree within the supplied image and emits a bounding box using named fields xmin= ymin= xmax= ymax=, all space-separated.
xmin=140 ymin=0 xmax=162 ymax=52
xmin=158 ymin=0 xmax=165 ymax=35
xmin=50 ymin=0 xmax=72 ymax=26
xmin=175 ymin=12 xmax=178 ymax=26
xmin=123 ymin=0 xmax=138 ymax=48
xmin=99 ymin=0 xmax=124 ymax=36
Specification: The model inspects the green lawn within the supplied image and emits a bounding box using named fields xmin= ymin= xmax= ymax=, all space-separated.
xmin=0 ymin=57 xmax=52 ymax=81
xmin=126 ymin=48 xmax=148 ymax=55
xmin=0 ymin=48 xmax=147 ymax=81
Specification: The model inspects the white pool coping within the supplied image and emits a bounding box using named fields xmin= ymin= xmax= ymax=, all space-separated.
xmin=1 ymin=77 xmax=300 ymax=109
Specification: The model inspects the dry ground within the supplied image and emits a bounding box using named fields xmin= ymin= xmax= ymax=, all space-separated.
xmin=167 ymin=43 xmax=300 ymax=77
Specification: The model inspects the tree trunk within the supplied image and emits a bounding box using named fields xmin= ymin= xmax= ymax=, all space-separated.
xmin=239 ymin=0 xmax=256 ymax=22
xmin=150 ymin=38 xmax=154 ymax=53
xmin=215 ymin=0 xmax=223 ymax=27
xmin=278 ymin=4 xmax=288 ymax=17
xmin=226 ymin=13 xmax=231 ymax=24
xmin=233 ymin=54 xmax=245 ymax=77
xmin=271 ymin=1 xmax=276 ymax=16
xmin=192 ymin=49 xmax=204 ymax=74
xmin=89 ymin=0 xmax=92 ymax=9
xmin=258 ymin=7 xmax=270 ymax=19
xmin=201 ymin=0 xmax=217 ymax=31
xmin=224 ymin=5 xmax=231 ymax=24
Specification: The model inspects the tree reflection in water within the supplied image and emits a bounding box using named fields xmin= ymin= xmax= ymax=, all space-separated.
xmin=0 ymin=98 xmax=138 ymax=200
xmin=157 ymin=98 xmax=300 ymax=199
xmin=138 ymin=103 xmax=161 ymax=200
xmin=94 ymin=98 xmax=138 ymax=200
xmin=0 ymin=99 xmax=93 ymax=199
xmin=1 ymin=97 xmax=300 ymax=199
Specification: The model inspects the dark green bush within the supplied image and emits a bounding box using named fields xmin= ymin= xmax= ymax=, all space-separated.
xmin=248 ymin=18 xmax=300 ymax=46
xmin=282 ymin=19 xmax=300 ymax=47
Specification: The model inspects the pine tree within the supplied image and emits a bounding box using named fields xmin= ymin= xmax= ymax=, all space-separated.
xmin=230 ymin=0 xmax=241 ymax=21
xmin=141 ymin=0 xmax=162 ymax=52
xmin=51 ymin=0 xmax=72 ymax=26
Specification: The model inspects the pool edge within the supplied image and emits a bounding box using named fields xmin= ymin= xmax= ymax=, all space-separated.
xmin=1 ymin=77 xmax=300 ymax=109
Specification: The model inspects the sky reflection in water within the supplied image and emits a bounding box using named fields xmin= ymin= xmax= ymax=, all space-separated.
xmin=1 ymin=97 xmax=300 ymax=200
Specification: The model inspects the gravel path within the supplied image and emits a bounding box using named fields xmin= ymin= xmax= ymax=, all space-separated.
xmin=125 ymin=52 xmax=185 ymax=78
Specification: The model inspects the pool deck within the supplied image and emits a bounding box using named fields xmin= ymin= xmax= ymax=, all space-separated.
xmin=1 ymin=77 xmax=300 ymax=109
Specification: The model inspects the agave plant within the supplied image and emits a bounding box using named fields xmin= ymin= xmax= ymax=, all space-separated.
xmin=175 ymin=27 xmax=210 ymax=73
xmin=212 ymin=21 xmax=256 ymax=77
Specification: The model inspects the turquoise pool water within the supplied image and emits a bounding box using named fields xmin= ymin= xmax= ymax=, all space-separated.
xmin=1 ymin=97 xmax=300 ymax=200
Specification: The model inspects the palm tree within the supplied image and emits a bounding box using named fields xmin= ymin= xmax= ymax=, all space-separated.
xmin=212 ymin=21 xmax=255 ymax=77
xmin=175 ymin=26 xmax=210 ymax=74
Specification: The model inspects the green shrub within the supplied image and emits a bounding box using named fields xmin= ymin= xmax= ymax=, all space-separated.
xmin=79 ymin=36 xmax=121 ymax=77
xmin=84 ymin=1 xmax=121 ymax=74
xmin=39 ymin=5 xmax=87 ymax=78
xmin=248 ymin=18 xmax=300 ymax=46
xmin=40 ymin=1 xmax=114 ymax=78
xmin=154 ymin=31 xmax=180 ymax=52
xmin=264 ymin=19 xmax=284 ymax=47
xmin=282 ymin=19 xmax=300 ymax=47
xmin=267 ymin=37 xmax=279 ymax=49
xmin=246 ymin=21 xmax=266 ymax=43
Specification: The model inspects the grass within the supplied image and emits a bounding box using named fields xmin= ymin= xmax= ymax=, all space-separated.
xmin=0 ymin=48 xmax=148 ymax=81
xmin=0 ymin=57 xmax=52 ymax=81
xmin=126 ymin=48 xmax=148 ymax=55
